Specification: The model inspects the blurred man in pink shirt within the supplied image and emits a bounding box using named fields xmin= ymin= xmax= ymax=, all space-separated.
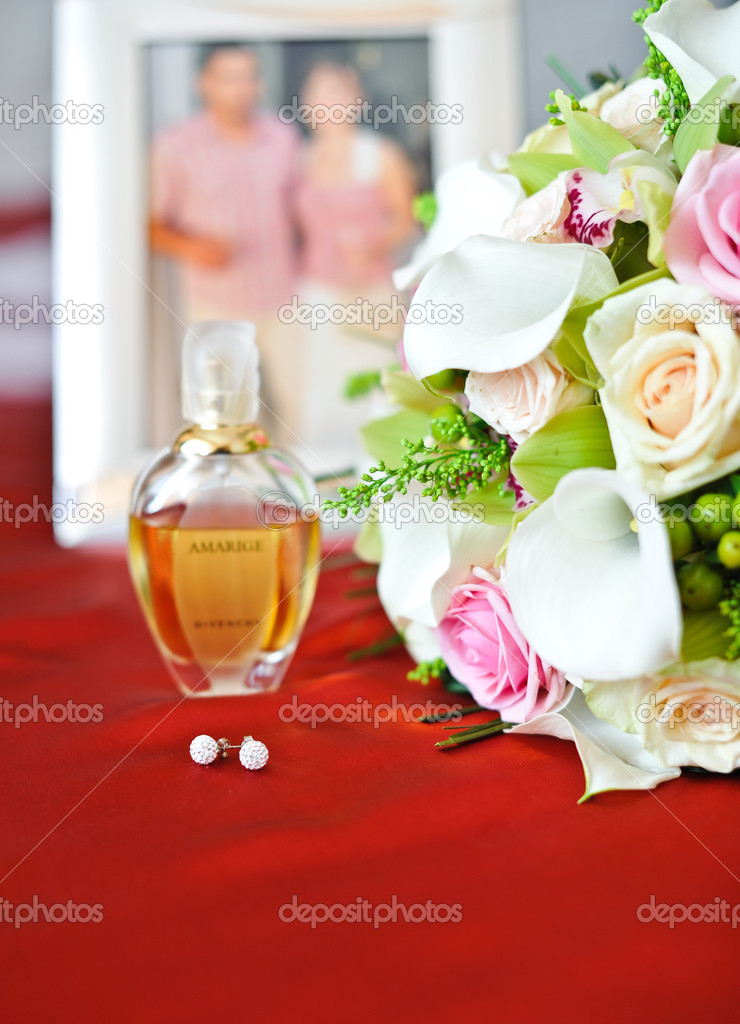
xmin=150 ymin=46 xmax=301 ymax=443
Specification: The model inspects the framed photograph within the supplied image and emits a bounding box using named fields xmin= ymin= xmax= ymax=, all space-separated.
xmin=52 ymin=0 xmax=521 ymax=544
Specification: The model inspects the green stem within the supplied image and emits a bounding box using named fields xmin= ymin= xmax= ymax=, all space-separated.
xmin=545 ymin=56 xmax=587 ymax=98
xmin=347 ymin=634 xmax=404 ymax=661
xmin=344 ymin=587 xmax=381 ymax=599
xmin=435 ymin=720 xmax=513 ymax=748
xmin=416 ymin=704 xmax=489 ymax=724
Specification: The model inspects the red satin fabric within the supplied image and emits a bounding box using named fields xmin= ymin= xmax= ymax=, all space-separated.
xmin=1 ymin=399 xmax=738 ymax=1022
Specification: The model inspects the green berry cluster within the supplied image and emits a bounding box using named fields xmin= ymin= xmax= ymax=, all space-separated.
xmin=324 ymin=405 xmax=511 ymax=517
xmin=633 ymin=0 xmax=690 ymax=135
xmin=343 ymin=370 xmax=383 ymax=401
xmin=666 ymin=487 xmax=740 ymax=658
xmin=720 ymin=581 xmax=740 ymax=661
xmin=544 ymin=91 xmax=588 ymax=127
xmin=407 ymin=658 xmax=447 ymax=685
xmin=412 ymin=191 xmax=438 ymax=230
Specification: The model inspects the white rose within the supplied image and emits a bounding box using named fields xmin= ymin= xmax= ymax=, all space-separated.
xmin=599 ymin=77 xmax=666 ymax=153
xmin=464 ymin=349 xmax=593 ymax=443
xmin=584 ymin=659 xmax=740 ymax=773
xmin=585 ymin=279 xmax=740 ymax=500
xmin=501 ymin=174 xmax=571 ymax=245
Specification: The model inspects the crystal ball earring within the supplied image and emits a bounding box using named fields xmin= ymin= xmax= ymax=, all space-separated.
xmin=189 ymin=734 xmax=269 ymax=770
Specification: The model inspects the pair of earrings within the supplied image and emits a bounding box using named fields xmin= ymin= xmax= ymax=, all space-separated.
xmin=189 ymin=734 xmax=269 ymax=771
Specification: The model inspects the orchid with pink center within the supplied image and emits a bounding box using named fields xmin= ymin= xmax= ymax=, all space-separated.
xmin=562 ymin=151 xmax=677 ymax=249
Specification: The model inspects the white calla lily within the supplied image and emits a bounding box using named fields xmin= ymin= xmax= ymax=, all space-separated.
xmin=403 ymin=236 xmax=618 ymax=381
xmin=505 ymin=468 xmax=683 ymax=681
xmin=510 ymin=688 xmax=681 ymax=800
xmin=393 ymin=157 xmax=524 ymax=291
xmin=644 ymin=0 xmax=740 ymax=104
xmin=376 ymin=484 xmax=509 ymax=661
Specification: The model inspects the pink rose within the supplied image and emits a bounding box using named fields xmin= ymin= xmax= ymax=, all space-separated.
xmin=664 ymin=143 xmax=740 ymax=305
xmin=436 ymin=567 xmax=568 ymax=723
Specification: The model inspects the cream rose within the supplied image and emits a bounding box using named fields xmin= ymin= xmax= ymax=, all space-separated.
xmin=599 ymin=77 xmax=666 ymax=153
xmin=585 ymin=279 xmax=740 ymax=499
xmin=501 ymin=174 xmax=571 ymax=245
xmin=584 ymin=659 xmax=740 ymax=774
xmin=464 ymin=349 xmax=593 ymax=443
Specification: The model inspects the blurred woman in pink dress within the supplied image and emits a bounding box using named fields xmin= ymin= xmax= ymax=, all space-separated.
xmin=295 ymin=61 xmax=418 ymax=466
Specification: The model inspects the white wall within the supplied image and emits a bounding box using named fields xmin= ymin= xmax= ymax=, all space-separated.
xmin=520 ymin=0 xmax=735 ymax=132
xmin=0 ymin=0 xmax=53 ymax=396
xmin=0 ymin=0 xmax=52 ymax=206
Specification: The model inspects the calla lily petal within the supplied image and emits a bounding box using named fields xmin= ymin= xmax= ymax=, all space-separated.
xmin=399 ymin=621 xmax=441 ymax=665
xmin=393 ymin=157 xmax=524 ymax=291
xmin=510 ymin=688 xmax=681 ymax=800
xmin=430 ymin=519 xmax=510 ymax=622
xmin=585 ymin=659 xmax=740 ymax=774
xmin=376 ymin=490 xmax=452 ymax=632
xmin=403 ymin=236 xmax=618 ymax=380
xmin=376 ymin=485 xmax=509 ymax=660
xmin=644 ymin=0 xmax=740 ymax=104
xmin=505 ymin=468 xmax=683 ymax=680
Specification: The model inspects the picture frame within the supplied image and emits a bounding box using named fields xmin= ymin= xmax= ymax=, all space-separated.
xmin=52 ymin=0 xmax=521 ymax=545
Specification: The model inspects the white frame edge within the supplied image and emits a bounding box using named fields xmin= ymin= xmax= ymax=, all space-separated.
xmin=52 ymin=0 xmax=520 ymax=545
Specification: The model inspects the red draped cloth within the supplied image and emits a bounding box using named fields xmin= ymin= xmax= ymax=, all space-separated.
xmin=1 ymin=399 xmax=737 ymax=1021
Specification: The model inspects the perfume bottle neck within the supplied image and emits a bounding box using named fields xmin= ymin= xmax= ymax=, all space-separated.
xmin=173 ymin=423 xmax=272 ymax=456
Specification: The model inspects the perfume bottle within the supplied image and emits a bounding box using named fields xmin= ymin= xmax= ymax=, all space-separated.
xmin=129 ymin=321 xmax=321 ymax=697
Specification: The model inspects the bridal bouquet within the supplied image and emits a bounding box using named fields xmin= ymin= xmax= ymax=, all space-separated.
xmin=328 ymin=0 xmax=740 ymax=798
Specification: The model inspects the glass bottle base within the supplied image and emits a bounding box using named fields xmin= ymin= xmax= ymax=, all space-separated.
xmin=164 ymin=646 xmax=296 ymax=697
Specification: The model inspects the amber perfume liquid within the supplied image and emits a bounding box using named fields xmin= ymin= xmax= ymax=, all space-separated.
xmin=130 ymin=503 xmax=320 ymax=696
xmin=128 ymin=321 xmax=321 ymax=696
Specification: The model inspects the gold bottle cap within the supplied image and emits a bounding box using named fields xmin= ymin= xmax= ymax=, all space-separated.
xmin=173 ymin=422 xmax=272 ymax=456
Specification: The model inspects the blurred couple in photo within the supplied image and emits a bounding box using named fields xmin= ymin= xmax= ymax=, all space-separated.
xmin=149 ymin=44 xmax=418 ymax=465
